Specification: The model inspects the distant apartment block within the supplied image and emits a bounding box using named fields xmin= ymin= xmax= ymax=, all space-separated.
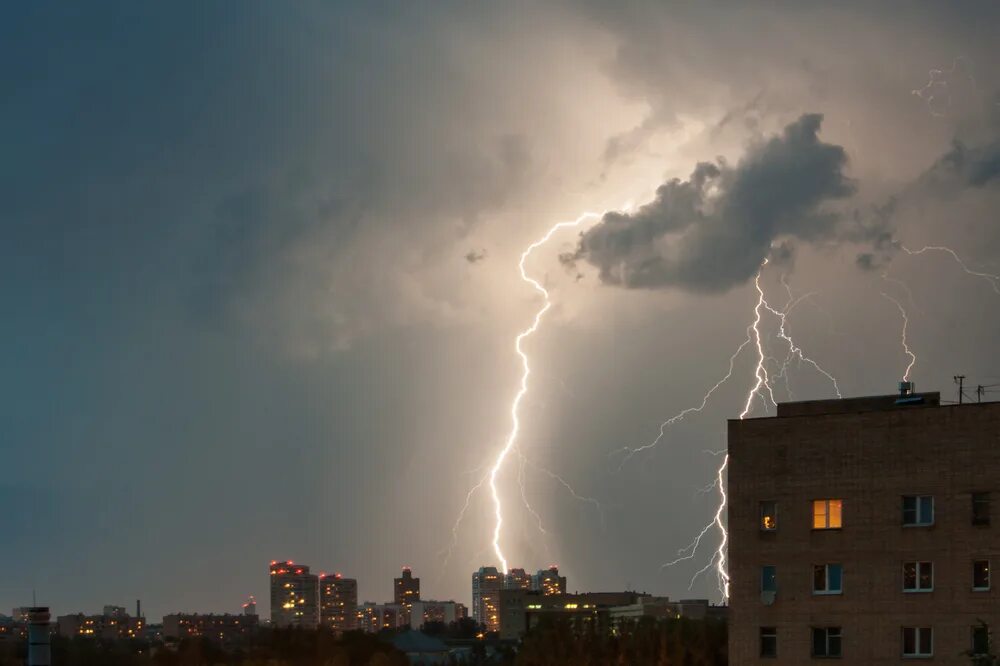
xmin=408 ymin=600 xmax=468 ymax=629
xmin=394 ymin=567 xmax=420 ymax=624
xmin=472 ymin=567 xmax=504 ymax=632
xmin=320 ymin=573 xmax=358 ymax=632
xmin=532 ymin=566 xmax=567 ymax=595
xmin=504 ymin=568 xmax=532 ymax=590
xmin=162 ymin=613 xmax=258 ymax=643
xmin=358 ymin=602 xmax=406 ymax=632
xmin=728 ymin=386 xmax=1000 ymax=663
xmin=269 ymin=561 xmax=319 ymax=629
xmin=57 ymin=611 xmax=144 ymax=639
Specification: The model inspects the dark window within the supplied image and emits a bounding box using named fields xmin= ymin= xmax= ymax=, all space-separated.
xmin=760 ymin=627 xmax=777 ymax=657
xmin=760 ymin=501 xmax=777 ymax=531
xmin=813 ymin=564 xmax=843 ymax=594
xmin=973 ymin=493 xmax=991 ymax=526
xmin=761 ymin=566 xmax=777 ymax=593
xmin=903 ymin=496 xmax=934 ymax=526
xmin=903 ymin=562 xmax=933 ymax=592
xmin=972 ymin=625 xmax=990 ymax=656
xmin=974 ymin=560 xmax=991 ymax=590
xmin=902 ymin=627 xmax=933 ymax=657
xmin=812 ymin=627 xmax=842 ymax=657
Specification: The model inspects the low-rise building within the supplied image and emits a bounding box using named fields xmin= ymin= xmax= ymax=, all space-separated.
xmin=57 ymin=612 xmax=144 ymax=639
xmin=409 ymin=600 xmax=468 ymax=629
xmin=162 ymin=613 xmax=259 ymax=644
xmin=499 ymin=590 xmax=646 ymax=640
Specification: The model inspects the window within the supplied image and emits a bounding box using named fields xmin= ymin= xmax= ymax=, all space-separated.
xmin=902 ymin=627 xmax=933 ymax=657
xmin=902 ymin=496 xmax=934 ymax=526
xmin=760 ymin=501 xmax=778 ymax=531
xmin=974 ymin=560 xmax=990 ymax=590
xmin=903 ymin=562 xmax=933 ymax=592
xmin=761 ymin=565 xmax=777 ymax=593
xmin=813 ymin=499 xmax=843 ymax=529
xmin=973 ymin=492 xmax=991 ymax=526
xmin=813 ymin=564 xmax=843 ymax=594
xmin=760 ymin=627 xmax=777 ymax=658
xmin=972 ymin=625 xmax=990 ymax=656
xmin=812 ymin=627 xmax=842 ymax=658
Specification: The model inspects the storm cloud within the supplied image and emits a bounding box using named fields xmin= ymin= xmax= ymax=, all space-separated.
xmin=566 ymin=114 xmax=855 ymax=292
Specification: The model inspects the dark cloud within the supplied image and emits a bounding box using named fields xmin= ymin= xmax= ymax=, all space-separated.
xmin=465 ymin=249 xmax=488 ymax=264
xmin=566 ymin=114 xmax=855 ymax=293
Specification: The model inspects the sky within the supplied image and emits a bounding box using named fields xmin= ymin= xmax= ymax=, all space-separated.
xmin=3 ymin=1 xmax=1000 ymax=622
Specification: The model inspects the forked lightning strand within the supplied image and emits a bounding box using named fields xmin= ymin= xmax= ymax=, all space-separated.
xmin=901 ymin=245 xmax=1000 ymax=294
xmin=881 ymin=292 xmax=916 ymax=381
xmin=488 ymin=212 xmax=602 ymax=573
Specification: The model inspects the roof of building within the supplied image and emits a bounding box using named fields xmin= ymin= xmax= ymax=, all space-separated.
xmin=768 ymin=391 xmax=941 ymax=418
xmin=389 ymin=630 xmax=449 ymax=654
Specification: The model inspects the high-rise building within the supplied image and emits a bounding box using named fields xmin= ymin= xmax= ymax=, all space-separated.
xmin=504 ymin=568 xmax=532 ymax=590
xmin=269 ymin=561 xmax=319 ymax=629
xmin=320 ymin=573 xmax=358 ymax=632
xmin=393 ymin=567 xmax=420 ymax=624
xmin=242 ymin=596 xmax=257 ymax=617
xmin=728 ymin=387 xmax=1000 ymax=663
xmin=27 ymin=607 xmax=50 ymax=666
xmin=472 ymin=566 xmax=503 ymax=633
xmin=531 ymin=566 xmax=567 ymax=595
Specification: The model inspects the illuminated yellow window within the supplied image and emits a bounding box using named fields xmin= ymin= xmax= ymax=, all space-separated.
xmin=760 ymin=501 xmax=778 ymax=531
xmin=813 ymin=499 xmax=843 ymax=529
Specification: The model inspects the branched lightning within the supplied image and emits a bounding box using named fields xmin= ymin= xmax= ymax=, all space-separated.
xmin=901 ymin=245 xmax=1000 ymax=294
xmin=487 ymin=211 xmax=602 ymax=573
xmin=881 ymin=291 xmax=916 ymax=381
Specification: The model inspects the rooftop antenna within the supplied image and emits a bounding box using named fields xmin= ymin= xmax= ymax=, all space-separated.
xmin=977 ymin=385 xmax=985 ymax=403
xmin=955 ymin=375 xmax=967 ymax=404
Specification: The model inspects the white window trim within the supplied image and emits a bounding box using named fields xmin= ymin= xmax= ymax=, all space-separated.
xmin=902 ymin=562 xmax=934 ymax=593
xmin=903 ymin=495 xmax=935 ymax=527
xmin=973 ymin=560 xmax=991 ymax=591
xmin=813 ymin=564 xmax=843 ymax=595
xmin=902 ymin=627 xmax=933 ymax=658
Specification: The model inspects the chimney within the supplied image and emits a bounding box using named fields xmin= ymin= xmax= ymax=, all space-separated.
xmin=898 ymin=381 xmax=914 ymax=397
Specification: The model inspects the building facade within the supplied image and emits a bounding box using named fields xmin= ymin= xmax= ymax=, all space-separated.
xmin=472 ymin=567 xmax=503 ymax=632
xmin=532 ymin=566 xmax=567 ymax=595
xmin=162 ymin=613 xmax=258 ymax=643
xmin=357 ymin=602 xmax=406 ymax=632
xmin=728 ymin=389 xmax=1000 ymax=664
xmin=394 ymin=567 xmax=420 ymax=624
xmin=499 ymin=590 xmax=646 ymax=640
xmin=269 ymin=561 xmax=319 ymax=629
xmin=408 ymin=600 xmax=468 ymax=629
xmin=320 ymin=574 xmax=358 ymax=632
xmin=56 ymin=610 xmax=144 ymax=640
xmin=504 ymin=568 xmax=532 ymax=590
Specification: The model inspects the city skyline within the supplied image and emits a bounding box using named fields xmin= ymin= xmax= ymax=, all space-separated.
xmin=5 ymin=1 xmax=1000 ymax=625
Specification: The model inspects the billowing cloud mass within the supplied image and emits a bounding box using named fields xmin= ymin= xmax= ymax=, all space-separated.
xmin=565 ymin=114 xmax=855 ymax=292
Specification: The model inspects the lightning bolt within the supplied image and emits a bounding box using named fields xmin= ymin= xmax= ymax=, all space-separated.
xmin=881 ymin=291 xmax=916 ymax=381
xmin=901 ymin=245 xmax=1000 ymax=294
xmin=487 ymin=211 xmax=602 ymax=574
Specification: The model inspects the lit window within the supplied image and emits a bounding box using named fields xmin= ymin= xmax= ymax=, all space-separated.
xmin=903 ymin=562 xmax=933 ymax=592
xmin=761 ymin=566 xmax=777 ymax=593
xmin=760 ymin=627 xmax=777 ymax=657
xmin=972 ymin=625 xmax=990 ymax=656
xmin=812 ymin=627 xmax=842 ymax=657
xmin=813 ymin=564 xmax=843 ymax=594
xmin=760 ymin=501 xmax=777 ymax=531
xmin=902 ymin=627 xmax=933 ymax=657
xmin=973 ymin=493 xmax=991 ymax=526
xmin=902 ymin=496 xmax=934 ymax=526
xmin=974 ymin=561 xmax=990 ymax=591
xmin=813 ymin=499 xmax=842 ymax=529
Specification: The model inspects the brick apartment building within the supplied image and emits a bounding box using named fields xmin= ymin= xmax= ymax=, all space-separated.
xmin=728 ymin=386 xmax=1000 ymax=664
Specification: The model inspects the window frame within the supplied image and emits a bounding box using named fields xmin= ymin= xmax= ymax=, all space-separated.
xmin=813 ymin=563 xmax=843 ymax=595
xmin=760 ymin=500 xmax=778 ymax=532
xmin=761 ymin=565 xmax=777 ymax=593
xmin=902 ymin=495 xmax=934 ymax=527
xmin=972 ymin=625 xmax=990 ymax=657
xmin=973 ymin=560 xmax=991 ymax=591
xmin=973 ymin=492 xmax=991 ymax=526
xmin=811 ymin=626 xmax=842 ymax=658
xmin=812 ymin=499 xmax=843 ymax=530
xmin=760 ymin=626 xmax=777 ymax=658
xmin=902 ymin=561 xmax=934 ymax=593
xmin=902 ymin=627 xmax=933 ymax=658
